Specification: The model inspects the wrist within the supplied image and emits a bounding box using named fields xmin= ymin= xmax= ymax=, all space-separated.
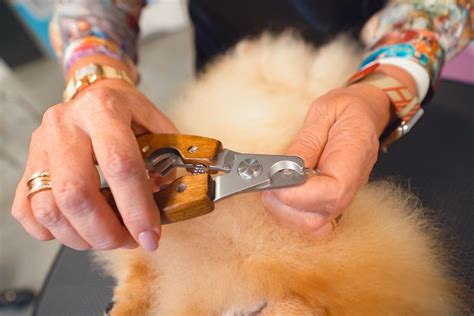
xmin=346 ymin=83 xmax=392 ymax=136
xmin=372 ymin=64 xmax=417 ymax=96
xmin=66 ymin=55 xmax=138 ymax=84
xmin=349 ymin=64 xmax=413 ymax=135
xmin=347 ymin=63 xmax=423 ymax=150
xmin=64 ymin=61 xmax=137 ymax=101
xmin=75 ymin=77 xmax=137 ymax=98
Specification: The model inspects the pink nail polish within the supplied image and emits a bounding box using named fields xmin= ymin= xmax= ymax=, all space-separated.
xmin=138 ymin=230 xmax=159 ymax=252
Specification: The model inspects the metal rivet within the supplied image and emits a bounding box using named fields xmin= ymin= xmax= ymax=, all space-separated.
xmin=280 ymin=169 xmax=295 ymax=176
xmin=238 ymin=158 xmax=262 ymax=180
xmin=188 ymin=146 xmax=199 ymax=153
xmin=177 ymin=183 xmax=187 ymax=193
xmin=142 ymin=145 xmax=150 ymax=153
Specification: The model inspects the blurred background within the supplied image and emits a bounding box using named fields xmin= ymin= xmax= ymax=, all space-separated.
xmin=0 ymin=0 xmax=472 ymax=315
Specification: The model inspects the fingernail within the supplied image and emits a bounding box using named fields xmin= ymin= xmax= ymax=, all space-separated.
xmin=138 ymin=230 xmax=159 ymax=252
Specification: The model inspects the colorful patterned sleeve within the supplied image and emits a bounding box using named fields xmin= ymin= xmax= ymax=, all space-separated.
xmin=49 ymin=0 xmax=146 ymax=76
xmin=360 ymin=0 xmax=473 ymax=99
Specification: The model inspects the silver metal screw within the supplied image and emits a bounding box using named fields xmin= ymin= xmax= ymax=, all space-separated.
xmin=188 ymin=146 xmax=199 ymax=153
xmin=176 ymin=183 xmax=187 ymax=193
xmin=281 ymin=169 xmax=295 ymax=176
xmin=237 ymin=158 xmax=262 ymax=180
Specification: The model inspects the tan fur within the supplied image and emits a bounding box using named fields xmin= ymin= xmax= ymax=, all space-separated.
xmin=97 ymin=34 xmax=463 ymax=315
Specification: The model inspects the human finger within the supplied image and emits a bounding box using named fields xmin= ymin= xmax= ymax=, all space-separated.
xmin=272 ymin=125 xmax=378 ymax=213
xmin=44 ymin=106 xmax=136 ymax=250
xmin=31 ymin=189 xmax=90 ymax=250
xmin=11 ymin=130 xmax=54 ymax=241
xmin=86 ymin=107 xmax=161 ymax=251
xmin=261 ymin=191 xmax=334 ymax=235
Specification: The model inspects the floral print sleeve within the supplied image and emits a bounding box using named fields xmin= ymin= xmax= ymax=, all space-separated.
xmin=50 ymin=0 xmax=472 ymax=90
xmin=49 ymin=0 xmax=146 ymax=75
xmin=360 ymin=0 xmax=473 ymax=93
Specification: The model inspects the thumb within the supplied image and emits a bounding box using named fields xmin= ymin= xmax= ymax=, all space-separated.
xmin=267 ymin=99 xmax=336 ymax=213
xmin=285 ymin=103 xmax=334 ymax=169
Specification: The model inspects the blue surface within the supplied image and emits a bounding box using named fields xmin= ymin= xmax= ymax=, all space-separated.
xmin=13 ymin=3 xmax=53 ymax=55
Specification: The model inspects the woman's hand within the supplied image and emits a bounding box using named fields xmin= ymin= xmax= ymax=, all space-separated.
xmin=11 ymin=79 xmax=178 ymax=252
xmin=262 ymin=83 xmax=392 ymax=236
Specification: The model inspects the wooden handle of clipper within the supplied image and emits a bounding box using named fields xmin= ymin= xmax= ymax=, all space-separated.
xmin=101 ymin=174 xmax=215 ymax=225
xmin=137 ymin=134 xmax=223 ymax=168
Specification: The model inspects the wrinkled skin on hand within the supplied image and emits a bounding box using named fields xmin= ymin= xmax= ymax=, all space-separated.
xmin=11 ymin=79 xmax=178 ymax=251
xmin=11 ymin=59 xmax=412 ymax=248
xmin=262 ymin=83 xmax=392 ymax=236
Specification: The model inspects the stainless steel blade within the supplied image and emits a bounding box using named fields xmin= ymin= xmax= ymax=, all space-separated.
xmin=213 ymin=150 xmax=306 ymax=201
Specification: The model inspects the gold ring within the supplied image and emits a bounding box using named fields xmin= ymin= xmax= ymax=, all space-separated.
xmin=331 ymin=214 xmax=342 ymax=231
xmin=27 ymin=170 xmax=52 ymax=198
xmin=27 ymin=170 xmax=50 ymax=184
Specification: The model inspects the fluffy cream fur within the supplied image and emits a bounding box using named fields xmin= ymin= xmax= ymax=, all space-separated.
xmin=98 ymin=34 xmax=463 ymax=315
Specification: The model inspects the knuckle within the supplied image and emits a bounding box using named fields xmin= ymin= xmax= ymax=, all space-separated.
xmin=307 ymin=101 xmax=322 ymax=116
xmin=33 ymin=207 xmax=63 ymax=228
xmin=295 ymin=129 xmax=324 ymax=157
xmin=325 ymin=199 xmax=339 ymax=214
xmin=92 ymin=237 xmax=122 ymax=250
xmin=307 ymin=100 xmax=332 ymax=121
xmin=42 ymin=106 xmax=64 ymax=127
xmin=55 ymin=180 xmax=91 ymax=216
xmin=80 ymin=87 xmax=132 ymax=123
xmin=122 ymin=211 xmax=158 ymax=234
xmin=334 ymin=93 xmax=353 ymax=105
xmin=103 ymin=151 xmax=140 ymax=180
xmin=82 ymin=87 xmax=119 ymax=113
xmin=332 ymin=188 xmax=353 ymax=213
xmin=11 ymin=208 xmax=27 ymax=223
xmin=68 ymin=243 xmax=90 ymax=251
xmin=303 ymin=215 xmax=325 ymax=230
xmin=319 ymin=185 xmax=348 ymax=215
xmin=321 ymin=92 xmax=352 ymax=109
xmin=277 ymin=190 xmax=294 ymax=207
xmin=30 ymin=128 xmax=43 ymax=143
xmin=352 ymin=128 xmax=379 ymax=159
xmin=334 ymin=197 xmax=350 ymax=213
xmin=84 ymin=86 xmax=116 ymax=103
xmin=11 ymin=209 xmax=54 ymax=241
xmin=33 ymin=231 xmax=54 ymax=241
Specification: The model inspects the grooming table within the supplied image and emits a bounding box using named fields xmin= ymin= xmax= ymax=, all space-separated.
xmin=34 ymin=80 xmax=473 ymax=315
